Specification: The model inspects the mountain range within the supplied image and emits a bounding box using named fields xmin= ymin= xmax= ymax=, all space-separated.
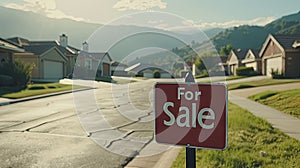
xmin=0 ymin=6 xmax=221 ymax=61
xmin=1 ymin=6 xmax=300 ymax=61
xmin=212 ymin=11 xmax=300 ymax=50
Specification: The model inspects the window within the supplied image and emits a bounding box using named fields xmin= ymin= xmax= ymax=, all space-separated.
xmin=85 ymin=59 xmax=92 ymax=70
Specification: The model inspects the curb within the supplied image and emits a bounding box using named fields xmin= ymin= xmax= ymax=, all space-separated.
xmin=125 ymin=145 xmax=182 ymax=168
xmin=0 ymin=88 xmax=93 ymax=106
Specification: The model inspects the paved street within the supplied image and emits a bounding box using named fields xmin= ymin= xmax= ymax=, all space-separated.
xmin=0 ymin=79 xmax=166 ymax=168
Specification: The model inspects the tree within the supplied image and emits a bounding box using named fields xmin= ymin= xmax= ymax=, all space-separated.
xmin=219 ymin=44 xmax=233 ymax=56
xmin=195 ymin=56 xmax=206 ymax=72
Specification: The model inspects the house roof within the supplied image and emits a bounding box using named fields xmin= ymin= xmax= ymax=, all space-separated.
xmin=125 ymin=63 xmax=169 ymax=73
xmin=23 ymin=45 xmax=56 ymax=55
xmin=242 ymin=49 xmax=261 ymax=63
xmin=273 ymin=34 xmax=300 ymax=50
xmin=7 ymin=37 xmax=79 ymax=56
xmin=7 ymin=37 xmax=30 ymax=47
xmin=259 ymin=34 xmax=300 ymax=57
xmin=0 ymin=38 xmax=24 ymax=53
xmin=249 ymin=49 xmax=259 ymax=58
xmin=79 ymin=51 xmax=112 ymax=62
xmin=227 ymin=49 xmax=247 ymax=63
xmin=232 ymin=49 xmax=247 ymax=60
xmin=110 ymin=61 xmax=128 ymax=67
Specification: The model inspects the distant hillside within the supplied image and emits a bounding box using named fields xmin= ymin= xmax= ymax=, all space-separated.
xmin=212 ymin=11 xmax=300 ymax=50
xmin=0 ymin=6 xmax=218 ymax=61
xmin=0 ymin=6 xmax=100 ymax=48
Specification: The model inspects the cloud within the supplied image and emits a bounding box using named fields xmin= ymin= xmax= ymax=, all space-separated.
xmin=163 ymin=16 xmax=276 ymax=31
xmin=5 ymin=0 xmax=85 ymax=21
xmin=197 ymin=17 xmax=276 ymax=29
xmin=113 ymin=0 xmax=167 ymax=11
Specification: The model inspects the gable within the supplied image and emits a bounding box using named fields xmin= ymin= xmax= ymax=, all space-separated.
xmin=245 ymin=51 xmax=255 ymax=60
xmin=261 ymin=39 xmax=283 ymax=58
xmin=259 ymin=34 xmax=285 ymax=58
xmin=227 ymin=52 xmax=238 ymax=64
xmin=41 ymin=47 xmax=67 ymax=62
xmin=102 ymin=54 xmax=111 ymax=63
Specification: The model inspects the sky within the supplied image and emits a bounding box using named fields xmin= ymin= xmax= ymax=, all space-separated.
xmin=1 ymin=0 xmax=300 ymax=30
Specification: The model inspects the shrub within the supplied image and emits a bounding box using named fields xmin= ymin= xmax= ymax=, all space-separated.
xmin=153 ymin=70 xmax=161 ymax=78
xmin=12 ymin=60 xmax=35 ymax=85
xmin=0 ymin=60 xmax=34 ymax=86
xmin=0 ymin=75 xmax=14 ymax=86
xmin=270 ymin=68 xmax=284 ymax=79
xmin=236 ymin=67 xmax=256 ymax=76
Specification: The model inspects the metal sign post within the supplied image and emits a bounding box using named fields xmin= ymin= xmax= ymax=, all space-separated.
xmin=185 ymin=72 xmax=196 ymax=168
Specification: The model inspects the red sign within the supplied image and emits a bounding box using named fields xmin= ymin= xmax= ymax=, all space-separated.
xmin=154 ymin=83 xmax=227 ymax=149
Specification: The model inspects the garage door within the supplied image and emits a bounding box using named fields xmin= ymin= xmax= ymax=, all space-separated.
xmin=266 ymin=57 xmax=282 ymax=76
xmin=44 ymin=61 xmax=63 ymax=79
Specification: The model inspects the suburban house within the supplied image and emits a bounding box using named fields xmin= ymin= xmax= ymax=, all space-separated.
xmin=201 ymin=56 xmax=227 ymax=76
xmin=7 ymin=34 xmax=79 ymax=81
xmin=259 ymin=34 xmax=300 ymax=78
xmin=110 ymin=61 xmax=128 ymax=76
xmin=226 ymin=48 xmax=247 ymax=75
xmin=125 ymin=63 xmax=172 ymax=78
xmin=74 ymin=42 xmax=112 ymax=79
xmin=241 ymin=49 xmax=262 ymax=74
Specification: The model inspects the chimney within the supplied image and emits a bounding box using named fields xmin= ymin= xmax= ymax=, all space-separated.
xmin=60 ymin=34 xmax=68 ymax=47
xmin=82 ymin=41 xmax=89 ymax=52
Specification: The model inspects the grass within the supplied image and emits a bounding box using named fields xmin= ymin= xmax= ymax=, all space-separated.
xmin=227 ymin=79 xmax=300 ymax=90
xmin=171 ymin=102 xmax=300 ymax=168
xmin=249 ymin=89 xmax=300 ymax=119
xmin=225 ymin=75 xmax=248 ymax=81
xmin=0 ymin=83 xmax=82 ymax=99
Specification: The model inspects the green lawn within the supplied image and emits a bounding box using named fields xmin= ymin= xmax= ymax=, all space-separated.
xmin=171 ymin=102 xmax=300 ymax=168
xmin=249 ymin=89 xmax=300 ymax=119
xmin=225 ymin=76 xmax=248 ymax=81
xmin=0 ymin=83 xmax=82 ymax=99
xmin=228 ymin=79 xmax=300 ymax=90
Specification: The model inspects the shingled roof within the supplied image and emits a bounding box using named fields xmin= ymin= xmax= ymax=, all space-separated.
xmin=23 ymin=45 xmax=56 ymax=55
xmin=78 ymin=51 xmax=112 ymax=62
xmin=249 ymin=49 xmax=260 ymax=58
xmin=273 ymin=34 xmax=300 ymax=50
xmin=0 ymin=38 xmax=24 ymax=52
xmin=7 ymin=37 xmax=79 ymax=56
xmin=232 ymin=48 xmax=247 ymax=60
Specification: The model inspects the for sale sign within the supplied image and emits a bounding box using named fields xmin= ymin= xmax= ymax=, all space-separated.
xmin=154 ymin=83 xmax=227 ymax=149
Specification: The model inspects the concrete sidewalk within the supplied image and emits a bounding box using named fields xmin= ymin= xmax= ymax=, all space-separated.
xmin=229 ymin=82 xmax=300 ymax=141
xmin=125 ymin=141 xmax=182 ymax=168
xmin=229 ymin=93 xmax=300 ymax=141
